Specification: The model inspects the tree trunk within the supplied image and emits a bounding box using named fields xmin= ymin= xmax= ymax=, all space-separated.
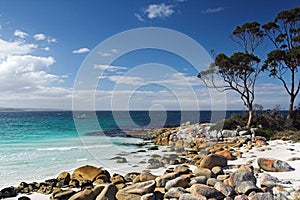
xmin=247 ymin=105 xmax=253 ymax=129
xmin=287 ymin=95 xmax=295 ymax=120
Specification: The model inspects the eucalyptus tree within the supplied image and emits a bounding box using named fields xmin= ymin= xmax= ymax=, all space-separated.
xmin=198 ymin=22 xmax=264 ymax=128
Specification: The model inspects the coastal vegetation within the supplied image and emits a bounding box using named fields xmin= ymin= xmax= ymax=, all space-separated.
xmin=198 ymin=7 xmax=299 ymax=130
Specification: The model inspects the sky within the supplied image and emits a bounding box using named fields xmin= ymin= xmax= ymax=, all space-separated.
xmin=0 ymin=0 xmax=299 ymax=110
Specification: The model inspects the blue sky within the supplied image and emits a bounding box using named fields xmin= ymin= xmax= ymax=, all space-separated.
xmin=0 ymin=0 xmax=299 ymax=110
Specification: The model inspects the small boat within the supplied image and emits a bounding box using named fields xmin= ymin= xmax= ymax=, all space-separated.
xmin=77 ymin=114 xmax=87 ymax=119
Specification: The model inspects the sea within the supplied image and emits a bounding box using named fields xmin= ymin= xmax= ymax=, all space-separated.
xmin=0 ymin=110 xmax=242 ymax=188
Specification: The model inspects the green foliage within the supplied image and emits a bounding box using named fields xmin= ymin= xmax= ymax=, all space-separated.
xmin=210 ymin=113 xmax=248 ymax=131
xmin=254 ymin=128 xmax=274 ymax=140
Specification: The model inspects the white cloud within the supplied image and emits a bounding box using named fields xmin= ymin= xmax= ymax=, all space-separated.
xmin=34 ymin=33 xmax=46 ymax=41
xmin=145 ymin=3 xmax=175 ymax=19
xmin=108 ymin=76 xmax=145 ymax=86
xmin=34 ymin=33 xmax=56 ymax=43
xmin=0 ymin=36 xmax=69 ymax=109
xmin=94 ymin=65 xmax=127 ymax=72
xmin=14 ymin=29 xmax=28 ymax=38
xmin=201 ymin=7 xmax=224 ymax=14
xmin=42 ymin=47 xmax=50 ymax=51
xmin=0 ymin=39 xmax=37 ymax=58
xmin=72 ymin=47 xmax=90 ymax=54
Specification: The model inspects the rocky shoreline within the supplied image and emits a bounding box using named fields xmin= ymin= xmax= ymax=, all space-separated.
xmin=1 ymin=123 xmax=300 ymax=200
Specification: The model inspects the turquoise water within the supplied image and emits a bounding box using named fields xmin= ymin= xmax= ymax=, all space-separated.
xmin=0 ymin=110 xmax=239 ymax=188
xmin=0 ymin=111 xmax=146 ymax=188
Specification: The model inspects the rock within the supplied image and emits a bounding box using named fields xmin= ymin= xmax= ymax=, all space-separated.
xmin=96 ymin=184 xmax=118 ymax=200
xmin=116 ymin=157 xmax=127 ymax=163
xmin=174 ymin=165 xmax=191 ymax=174
xmin=18 ymin=197 xmax=31 ymax=200
xmin=165 ymin=177 xmax=189 ymax=191
xmin=287 ymin=157 xmax=300 ymax=161
xmin=155 ymin=172 xmax=180 ymax=187
xmin=229 ymin=171 xmax=256 ymax=188
xmin=199 ymin=154 xmax=228 ymax=169
xmin=164 ymin=187 xmax=186 ymax=198
xmin=216 ymin=150 xmax=236 ymax=160
xmin=211 ymin=166 xmax=224 ymax=176
xmin=110 ymin=174 xmax=125 ymax=185
xmin=69 ymin=186 xmax=103 ymax=200
xmin=119 ymin=180 xmax=156 ymax=195
xmin=135 ymin=172 xmax=157 ymax=183
xmin=193 ymin=168 xmax=213 ymax=179
xmin=51 ymin=189 xmax=77 ymax=200
xmin=257 ymin=158 xmax=294 ymax=172
xmin=0 ymin=187 xmax=17 ymax=198
xmin=206 ymin=178 xmax=221 ymax=187
xmin=248 ymin=192 xmax=274 ymax=200
xmin=81 ymin=180 xmax=94 ymax=190
xmin=190 ymin=184 xmax=225 ymax=199
xmin=140 ymin=193 xmax=155 ymax=200
xmin=124 ymin=172 xmax=140 ymax=182
xmin=115 ymin=192 xmax=141 ymax=200
xmin=214 ymin=182 xmax=235 ymax=197
xmin=57 ymin=171 xmax=71 ymax=186
xmin=69 ymin=179 xmax=80 ymax=188
xmin=190 ymin=176 xmax=207 ymax=185
xmin=37 ymin=184 xmax=53 ymax=194
xmin=234 ymin=194 xmax=249 ymax=200
xmin=72 ymin=165 xmax=110 ymax=183
xmin=148 ymin=146 xmax=159 ymax=150
xmin=179 ymin=193 xmax=206 ymax=200
xmin=235 ymin=181 xmax=260 ymax=195
xmin=260 ymin=173 xmax=280 ymax=188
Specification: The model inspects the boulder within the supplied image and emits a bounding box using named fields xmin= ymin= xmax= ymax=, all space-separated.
xmin=193 ymin=168 xmax=213 ymax=179
xmin=51 ymin=189 xmax=77 ymax=200
xmin=179 ymin=193 xmax=206 ymax=200
xmin=155 ymin=172 xmax=180 ymax=187
xmin=124 ymin=172 xmax=140 ymax=182
xmin=71 ymin=165 xmax=110 ymax=183
xmin=164 ymin=187 xmax=186 ymax=198
xmin=57 ymin=171 xmax=71 ymax=186
xmin=190 ymin=184 xmax=225 ymax=199
xmin=18 ymin=197 xmax=31 ymax=200
xmin=235 ymin=181 xmax=260 ymax=195
xmin=69 ymin=186 xmax=104 ymax=200
xmin=110 ymin=174 xmax=125 ymax=185
xmin=216 ymin=150 xmax=236 ymax=160
xmin=229 ymin=171 xmax=256 ymax=188
xmin=174 ymin=165 xmax=191 ymax=174
xmin=199 ymin=154 xmax=227 ymax=169
xmin=118 ymin=180 xmax=155 ymax=195
xmin=257 ymin=158 xmax=294 ymax=172
xmin=260 ymin=173 xmax=280 ymax=188
xmin=140 ymin=193 xmax=155 ymax=200
xmin=0 ymin=187 xmax=17 ymax=198
xmin=234 ymin=194 xmax=249 ymax=200
xmin=134 ymin=172 xmax=157 ymax=183
xmin=214 ymin=182 xmax=235 ymax=197
xmin=165 ymin=177 xmax=189 ymax=191
xmin=248 ymin=192 xmax=274 ymax=200
xmin=96 ymin=184 xmax=118 ymax=200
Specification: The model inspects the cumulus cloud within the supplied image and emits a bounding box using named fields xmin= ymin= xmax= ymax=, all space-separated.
xmin=0 ymin=39 xmax=37 ymax=58
xmin=14 ymin=29 xmax=28 ymax=38
xmin=0 ymin=35 xmax=69 ymax=109
xmin=34 ymin=33 xmax=46 ymax=41
xmin=145 ymin=3 xmax=175 ymax=19
xmin=72 ymin=47 xmax=90 ymax=54
xmin=34 ymin=33 xmax=56 ymax=43
xmin=201 ymin=7 xmax=224 ymax=14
